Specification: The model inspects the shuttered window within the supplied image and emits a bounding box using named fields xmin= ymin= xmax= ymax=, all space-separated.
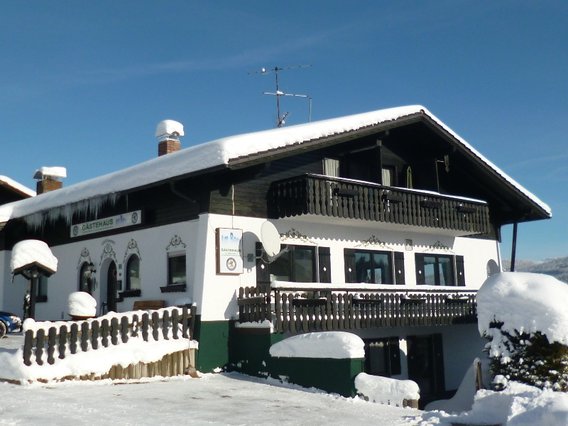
xmin=345 ymin=249 xmax=403 ymax=284
xmin=415 ymin=253 xmax=465 ymax=286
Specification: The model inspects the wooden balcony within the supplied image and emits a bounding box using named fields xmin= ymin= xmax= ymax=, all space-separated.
xmin=237 ymin=286 xmax=477 ymax=334
xmin=267 ymin=174 xmax=491 ymax=235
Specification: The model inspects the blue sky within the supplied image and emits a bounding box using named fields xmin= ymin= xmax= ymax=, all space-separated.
xmin=1 ymin=1 xmax=566 ymax=261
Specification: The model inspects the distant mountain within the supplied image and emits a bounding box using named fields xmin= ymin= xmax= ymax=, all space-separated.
xmin=503 ymin=257 xmax=568 ymax=283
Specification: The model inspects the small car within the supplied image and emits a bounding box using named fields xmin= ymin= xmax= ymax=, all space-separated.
xmin=0 ymin=311 xmax=22 ymax=338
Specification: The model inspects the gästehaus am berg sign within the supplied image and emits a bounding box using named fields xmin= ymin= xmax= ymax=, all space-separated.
xmin=70 ymin=211 xmax=142 ymax=238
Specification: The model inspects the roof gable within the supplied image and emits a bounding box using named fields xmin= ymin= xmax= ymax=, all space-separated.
xmin=0 ymin=105 xmax=550 ymax=223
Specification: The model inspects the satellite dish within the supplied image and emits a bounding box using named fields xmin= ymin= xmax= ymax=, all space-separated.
xmin=260 ymin=221 xmax=281 ymax=258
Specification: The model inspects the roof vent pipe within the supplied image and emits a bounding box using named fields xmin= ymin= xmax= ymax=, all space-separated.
xmin=156 ymin=119 xmax=184 ymax=156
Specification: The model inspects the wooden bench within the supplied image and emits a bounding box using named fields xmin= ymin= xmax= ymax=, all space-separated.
xmin=133 ymin=300 xmax=166 ymax=311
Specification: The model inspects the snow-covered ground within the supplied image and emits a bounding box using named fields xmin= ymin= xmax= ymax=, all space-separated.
xmin=0 ymin=335 xmax=420 ymax=426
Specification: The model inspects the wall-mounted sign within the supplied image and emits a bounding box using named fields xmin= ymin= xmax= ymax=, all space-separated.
xmin=71 ymin=211 xmax=142 ymax=238
xmin=216 ymin=228 xmax=243 ymax=275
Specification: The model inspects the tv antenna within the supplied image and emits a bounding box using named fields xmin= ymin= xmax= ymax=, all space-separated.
xmin=250 ymin=65 xmax=312 ymax=127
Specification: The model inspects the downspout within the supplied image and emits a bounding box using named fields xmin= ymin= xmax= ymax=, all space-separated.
xmin=510 ymin=222 xmax=518 ymax=272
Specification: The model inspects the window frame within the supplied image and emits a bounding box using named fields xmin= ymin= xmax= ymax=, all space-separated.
xmin=167 ymin=252 xmax=187 ymax=286
xmin=125 ymin=254 xmax=141 ymax=291
xmin=257 ymin=243 xmax=331 ymax=285
xmin=344 ymin=249 xmax=404 ymax=285
xmin=415 ymin=253 xmax=465 ymax=286
xmin=78 ymin=261 xmax=96 ymax=294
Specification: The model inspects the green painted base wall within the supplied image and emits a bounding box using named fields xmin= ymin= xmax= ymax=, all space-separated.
xmin=229 ymin=326 xmax=364 ymax=397
xmin=271 ymin=357 xmax=364 ymax=397
xmin=194 ymin=320 xmax=365 ymax=396
xmin=193 ymin=318 xmax=231 ymax=372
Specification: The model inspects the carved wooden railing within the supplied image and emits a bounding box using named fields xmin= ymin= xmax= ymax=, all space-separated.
xmin=23 ymin=305 xmax=196 ymax=367
xmin=268 ymin=174 xmax=491 ymax=235
xmin=238 ymin=286 xmax=476 ymax=334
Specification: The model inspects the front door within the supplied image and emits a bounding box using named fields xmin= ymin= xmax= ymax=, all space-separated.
xmin=106 ymin=261 xmax=118 ymax=313
xmin=407 ymin=334 xmax=445 ymax=405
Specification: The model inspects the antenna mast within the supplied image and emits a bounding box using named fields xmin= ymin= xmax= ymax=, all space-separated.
xmin=250 ymin=65 xmax=312 ymax=127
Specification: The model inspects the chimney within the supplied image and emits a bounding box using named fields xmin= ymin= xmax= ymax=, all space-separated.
xmin=155 ymin=119 xmax=184 ymax=156
xmin=34 ymin=167 xmax=67 ymax=194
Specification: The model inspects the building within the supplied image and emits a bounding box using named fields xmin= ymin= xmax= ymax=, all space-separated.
xmin=0 ymin=106 xmax=550 ymax=401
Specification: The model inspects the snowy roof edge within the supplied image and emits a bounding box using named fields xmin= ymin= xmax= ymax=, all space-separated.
xmin=0 ymin=105 xmax=551 ymax=222
xmin=0 ymin=175 xmax=36 ymax=198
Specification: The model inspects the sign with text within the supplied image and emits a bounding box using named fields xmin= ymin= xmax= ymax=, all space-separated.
xmin=216 ymin=228 xmax=243 ymax=275
xmin=71 ymin=211 xmax=142 ymax=238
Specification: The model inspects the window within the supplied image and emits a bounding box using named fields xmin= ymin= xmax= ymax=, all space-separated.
xmin=257 ymin=244 xmax=331 ymax=285
xmin=168 ymin=253 xmax=186 ymax=285
xmin=344 ymin=249 xmax=405 ymax=284
xmin=323 ymin=158 xmax=340 ymax=177
xmin=36 ymin=275 xmax=48 ymax=303
xmin=415 ymin=254 xmax=465 ymax=286
xmin=125 ymin=255 xmax=141 ymax=290
xmin=365 ymin=337 xmax=401 ymax=377
xmin=381 ymin=166 xmax=394 ymax=186
xmin=79 ymin=262 xmax=96 ymax=294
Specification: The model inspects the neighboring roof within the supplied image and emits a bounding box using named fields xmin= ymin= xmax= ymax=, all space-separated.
xmin=0 ymin=105 xmax=551 ymax=223
xmin=0 ymin=175 xmax=36 ymax=198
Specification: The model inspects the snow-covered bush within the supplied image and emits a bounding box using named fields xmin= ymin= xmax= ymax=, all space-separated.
xmin=486 ymin=325 xmax=568 ymax=391
xmin=477 ymin=272 xmax=568 ymax=392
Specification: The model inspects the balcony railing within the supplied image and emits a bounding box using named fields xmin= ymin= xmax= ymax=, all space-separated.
xmin=268 ymin=174 xmax=491 ymax=235
xmin=237 ymin=286 xmax=477 ymax=334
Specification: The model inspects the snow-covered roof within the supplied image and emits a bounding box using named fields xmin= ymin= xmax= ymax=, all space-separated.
xmin=0 ymin=175 xmax=36 ymax=198
xmin=10 ymin=239 xmax=58 ymax=275
xmin=0 ymin=105 xmax=551 ymax=223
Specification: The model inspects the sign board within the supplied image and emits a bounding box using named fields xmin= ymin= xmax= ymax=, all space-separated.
xmin=216 ymin=228 xmax=243 ymax=275
xmin=71 ymin=211 xmax=142 ymax=238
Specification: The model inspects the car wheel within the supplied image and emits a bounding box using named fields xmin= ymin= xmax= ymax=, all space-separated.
xmin=0 ymin=321 xmax=7 ymax=338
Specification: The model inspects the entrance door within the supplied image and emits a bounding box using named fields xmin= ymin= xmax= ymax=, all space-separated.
xmin=106 ymin=261 xmax=118 ymax=313
xmin=407 ymin=334 xmax=445 ymax=404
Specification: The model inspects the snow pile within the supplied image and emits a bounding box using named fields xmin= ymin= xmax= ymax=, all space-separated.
xmin=477 ymin=272 xmax=568 ymax=349
xmin=422 ymin=381 xmax=568 ymax=425
xmin=269 ymin=332 xmax=365 ymax=359
xmin=34 ymin=166 xmax=67 ymax=179
xmin=68 ymin=291 xmax=97 ymax=318
xmin=426 ymin=358 xmax=488 ymax=413
xmin=155 ymin=119 xmax=184 ymax=140
xmin=10 ymin=239 xmax=58 ymax=274
xmin=354 ymin=373 xmax=419 ymax=406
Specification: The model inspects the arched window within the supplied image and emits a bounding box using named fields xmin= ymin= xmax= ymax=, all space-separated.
xmin=126 ymin=255 xmax=140 ymax=290
xmin=79 ymin=262 xmax=96 ymax=294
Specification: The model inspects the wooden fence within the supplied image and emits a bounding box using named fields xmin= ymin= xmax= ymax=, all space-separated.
xmin=22 ymin=305 xmax=196 ymax=379
xmin=238 ymin=286 xmax=477 ymax=334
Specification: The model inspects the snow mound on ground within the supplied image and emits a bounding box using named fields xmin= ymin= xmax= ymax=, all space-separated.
xmin=477 ymin=272 xmax=568 ymax=345
xmin=354 ymin=372 xmax=419 ymax=406
xmin=269 ymin=331 xmax=365 ymax=359
xmin=10 ymin=239 xmax=58 ymax=274
xmin=68 ymin=291 xmax=97 ymax=317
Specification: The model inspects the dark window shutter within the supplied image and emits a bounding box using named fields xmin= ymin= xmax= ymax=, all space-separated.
xmin=455 ymin=255 xmax=465 ymax=286
xmin=318 ymin=247 xmax=331 ymax=283
xmin=415 ymin=253 xmax=425 ymax=285
xmin=394 ymin=252 xmax=405 ymax=284
xmin=344 ymin=249 xmax=356 ymax=283
xmin=256 ymin=242 xmax=271 ymax=292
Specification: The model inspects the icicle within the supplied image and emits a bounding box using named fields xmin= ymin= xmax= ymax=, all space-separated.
xmin=23 ymin=193 xmax=120 ymax=231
